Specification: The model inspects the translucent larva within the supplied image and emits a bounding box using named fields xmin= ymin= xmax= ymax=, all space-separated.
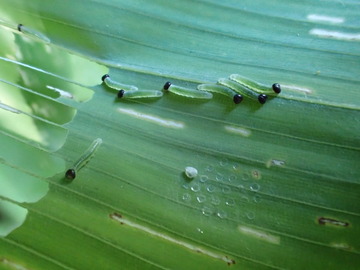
xmin=17 ymin=24 xmax=50 ymax=43
xmin=197 ymin=84 xmax=243 ymax=104
xmin=229 ymin=74 xmax=281 ymax=94
xmin=65 ymin=138 xmax=103 ymax=180
xmin=163 ymin=81 xmax=213 ymax=99
xmin=218 ymin=78 xmax=268 ymax=104
xmin=117 ymin=89 xmax=163 ymax=99
xmin=102 ymin=74 xmax=138 ymax=91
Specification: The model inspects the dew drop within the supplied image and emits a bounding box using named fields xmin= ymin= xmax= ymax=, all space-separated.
xmin=182 ymin=193 xmax=191 ymax=202
xmin=228 ymin=175 xmax=237 ymax=182
xmin=250 ymin=183 xmax=260 ymax=192
xmin=182 ymin=184 xmax=189 ymax=189
xmin=242 ymin=173 xmax=250 ymax=181
xmin=225 ymin=198 xmax=235 ymax=206
xmin=197 ymin=228 xmax=204 ymax=234
xmin=200 ymin=175 xmax=209 ymax=183
xmin=190 ymin=184 xmax=200 ymax=192
xmin=197 ymin=195 xmax=206 ymax=203
xmin=237 ymin=184 xmax=246 ymax=193
xmin=222 ymin=185 xmax=231 ymax=194
xmin=205 ymin=165 xmax=214 ymax=172
xmin=211 ymin=195 xmax=221 ymax=205
xmin=253 ymin=195 xmax=262 ymax=203
xmin=206 ymin=185 xmax=216 ymax=193
xmin=202 ymin=206 xmax=213 ymax=216
xmin=216 ymin=173 xmax=224 ymax=181
xmin=240 ymin=195 xmax=249 ymax=203
xmin=233 ymin=163 xmax=240 ymax=171
xmin=217 ymin=210 xmax=228 ymax=219
xmin=219 ymin=158 xmax=228 ymax=167
xmin=246 ymin=211 xmax=255 ymax=220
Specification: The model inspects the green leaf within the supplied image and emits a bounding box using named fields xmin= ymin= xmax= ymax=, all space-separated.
xmin=0 ymin=1 xmax=359 ymax=269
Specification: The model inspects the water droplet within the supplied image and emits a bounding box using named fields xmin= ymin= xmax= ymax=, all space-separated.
xmin=237 ymin=184 xmax=246 ymax=193
xmin=217 ymin=210 xmax=228 ymax=219
xmin=253 ymin=195 xmax=262 ymax=203
xmin=206 ymin=185 xmax=216 ymax=193
xmin=211 ymin=195 xmax=221 ymax=205
xmin=242 ymin=173 xmax=250 ymax=181
xmin=182 ymin=193 xmax=191 ymax=202
xmin=246 ymin=211 xmax=255 ymax=220
xmin=250 ymin=183 xmax=260 ymax=192
xmin=202 ymin=206 xmax=213 ymax=216
xmin=205 ymin=165 xmax=214 ymax=172
xmin=219 ymin=158 xmax=228 ymax=167
xmin=197 ymin=195 xmax=206 ymax=203
xmin=240 ymin=195 xmax=249 ymax=203
xmin=190 ymin=184 xmax=200 ymax=192
xmin=252 ymin=170 xmax=261 ymax=180
xmin=200 ymin=175 xmax=209 ymax=183
xmin=216 ymin=173 xmax=224 ymax=181
xmin=222 ymin=185 xmax=231 ymax=194
xmin=197 ymin=228 xmax=204 ymax=234
xmin=225 ymin=198 xmax=235 ymax=206
xmin=233 ymin=163 xmax=240 ymax=171
xmin=228 ymin=175 xmax=237 ymax=182
xmin=182 ymin=184 xmax=189 ymax=189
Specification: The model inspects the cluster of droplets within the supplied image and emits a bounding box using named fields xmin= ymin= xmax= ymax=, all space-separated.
xmin=180 ymin=157 xmax=263 ymax=222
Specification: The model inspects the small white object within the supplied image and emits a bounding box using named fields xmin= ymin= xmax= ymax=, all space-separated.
xmin=185 ymin=166 xmax=198 ymax=179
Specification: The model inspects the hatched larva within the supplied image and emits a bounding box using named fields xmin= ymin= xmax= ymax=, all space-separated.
xmin=65 ymin=138 xmax=103 ymax=180
xmin=197 ymin=84 xmax=243 ymax=104
xmin=229 ymin=74 xmax=281 ymax=94
xmin=218 ymin=78 xmax=268 ymax=104
xmin=17 ymin=24 xmax=50 ymax=43
xmin=163 ymin=81 xmax=213 ymax=99
xmin=102 ymin=74 xmax=138 ymax=91
xmin=117 ymin=89 xmax=163 ymax=99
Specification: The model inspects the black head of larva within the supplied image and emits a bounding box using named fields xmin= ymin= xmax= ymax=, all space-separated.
xmin=272 ymin=83 xmax=281 ymax=94
xmin=17 ymin=24 xmax=23 ymax=32
xmin=65 ymin=169 xmax=76 ymax=180
xmin=117 ymin=90 xmax=125 ymax=98
xmin=163 ymin=81 xmax=172 ymax=91
xmin=233 ymin=94 xmax=243 ymax=104
xmin=258 ymin=94 xmax=268 ymax=104
xmin=101 ymin=74 xmax=110 ymax=82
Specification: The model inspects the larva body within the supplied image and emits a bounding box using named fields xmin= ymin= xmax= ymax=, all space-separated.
xmin=117 ymin=89 xmax=163 ymax=99
xmin=17 ymin=24 xmax=50 ymax=43
xmin=230 ymin=74 xmax=281 ymax=94
xmin=65 ymin=138 xmax=103 ymax=180
xmin=197 ymin=84 xmax=243 ymax=104
xmin=163 ymin=81 xmax=213 ymax=99
xmin=218 ymin=78 xmax=267 ymax=104
xmin=102 ymin=74 xmax=138 ymax=91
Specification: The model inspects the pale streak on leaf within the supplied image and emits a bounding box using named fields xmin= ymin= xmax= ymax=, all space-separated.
xmin=110 ymin=213 xmax=235 ymax=265
xmin=307 ymin=14 xmax=344 ymax=24
xmin=238 ymin=226 xmax=280 ymax=245
xmin=117 ymin=108 xmax=185 ymax=129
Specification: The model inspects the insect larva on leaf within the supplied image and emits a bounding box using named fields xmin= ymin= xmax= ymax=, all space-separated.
xmin=229 ymin=74 xmax=281 ymax=95
xmin=117 ymin=89 xmax=163 ymax=99
xmin=102 ymin=74 xmax=138 ymax=91
xmin=197 ymin=84 xmax=243 ymax=104
xmin=163 ymin=81 xmax=213 ymax=99
xmin=218 ymin=78 xmax=268 ymax=104
xmin=17 ymin=24 xmax=50 ymax=43
xmin=65 ymin=138 xmax=103 ymax=180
